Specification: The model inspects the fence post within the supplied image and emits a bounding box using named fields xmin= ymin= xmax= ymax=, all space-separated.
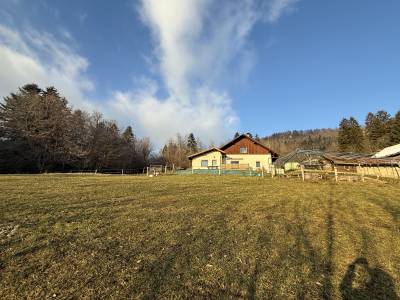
xmin=165 ymin=165 xmax=167 ymax=174
xmin=122 ymin=169 xmax=124 ymax=175
xmin=261 ymin=165 xmax=264 ymax=178
xmin=146 ymin=167 xmax=149 ymax=176
xmin=301 ymin=165 xmax=305 ymax=181
xmin=359 ymin=165 xmax=364 ymax=182
xmin=334 ymin=166 xmax=338 ymax=182
xmin=394 ymin=165 xmax=400 ymax=179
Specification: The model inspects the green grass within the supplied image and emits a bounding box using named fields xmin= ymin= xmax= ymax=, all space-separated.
xmin=0 ymin=175 xmax=399 ymax=299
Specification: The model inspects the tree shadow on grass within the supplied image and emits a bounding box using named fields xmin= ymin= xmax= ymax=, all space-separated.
xmin=340 ymin=257 xmax=399 ymax=300
xmin=291 ymin=192 xmax=335 ymax=300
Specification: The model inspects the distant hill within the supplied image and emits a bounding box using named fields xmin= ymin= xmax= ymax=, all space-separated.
xmin=261 ymin=128 xmax=338 ymax=156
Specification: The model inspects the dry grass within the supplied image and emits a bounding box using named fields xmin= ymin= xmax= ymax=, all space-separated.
xmin=0 ymin=174 xmax=399 ymax=299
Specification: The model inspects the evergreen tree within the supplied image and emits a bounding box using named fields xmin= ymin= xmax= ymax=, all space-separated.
xmin=187 ymin=133 xmax=198 ymax=153
xmin=122 ymin=126 xmax=135 ymax=143
xmin=0 ymin=84 xmax=72 ymax=171
xmin=246 ymin=132 xmax=253 ymax=138
xmin=234 ymin=132 xmax=240 ymax=138
xmin=338 ymin=118 xmax=350 ymax=152
xmin=390 ymin=111 xmax=400 ymax=144
xmin=338 ymin=117 xmax=365 ymax=152
xmin=365 ymin=110 xmax=391 ymax=151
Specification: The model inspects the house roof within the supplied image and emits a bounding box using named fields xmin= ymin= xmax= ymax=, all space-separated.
xmin=220 ymin=134 xmax=278 ymax=157
xmin=187 ymin=147 xmax=226 ymax=160
xmin=372 ymin=144 xmax=400 ymax=158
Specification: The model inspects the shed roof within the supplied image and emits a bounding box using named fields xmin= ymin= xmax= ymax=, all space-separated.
xmin=273 ymin=149 xmax=400 ymax=167
xmin=323 ymin=152 xmax=400 ymax=166
xmin=372 ymin=144 xmax=400 ymax=158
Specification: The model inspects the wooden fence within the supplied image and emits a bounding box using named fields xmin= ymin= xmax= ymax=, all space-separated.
xmin=298 ymin=165 xmax=400 ymax=182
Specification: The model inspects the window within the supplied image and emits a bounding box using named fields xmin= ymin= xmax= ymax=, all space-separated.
xmin=201 ymin=160 xmax=208 ymax=167
xmin=256 ymin=161 xmax=261 ymax=168
xmin=240 ymin=147 xmax=247 ymax=153
xmin=231 ymin=161 xmax=239 ymax=164
xmin=212 ymin=160 xmax=217 ymax=166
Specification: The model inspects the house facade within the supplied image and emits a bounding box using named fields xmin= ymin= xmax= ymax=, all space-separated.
xmin=188 ymin=134 xmax=278 ymax=171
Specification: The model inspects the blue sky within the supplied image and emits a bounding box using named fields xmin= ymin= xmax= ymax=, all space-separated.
xmin=1 ymin=0 xmax=399 ymax=146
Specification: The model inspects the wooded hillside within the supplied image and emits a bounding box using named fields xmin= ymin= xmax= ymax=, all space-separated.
xmin=261 ymin=129 xmax=338 ymax=156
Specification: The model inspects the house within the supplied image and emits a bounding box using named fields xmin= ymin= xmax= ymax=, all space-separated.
xmin=188 ymin=134 xmax=278 ymax=171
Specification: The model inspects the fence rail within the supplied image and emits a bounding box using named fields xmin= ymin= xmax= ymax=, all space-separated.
xmin=296 ymin=165 xmax=399 ymax=182
xmin=64 ymin=168 xmax=147 ymax=175
xmin=220 ymin=164 xmax=250 ymax=170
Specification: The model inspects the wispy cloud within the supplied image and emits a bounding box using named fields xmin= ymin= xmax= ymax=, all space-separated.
xmin=266 ymin=0 xmax=300 ymax=23
xmin=0 ymin=0 xmax=300 ymax=147
xmin=107 ymin=0 xmax=300 ymax=147
xmin=0 ymin=24 xmax=94 ymax=111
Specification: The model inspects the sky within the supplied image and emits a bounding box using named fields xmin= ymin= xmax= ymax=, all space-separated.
xmin=1 ymin=0 xmax=399 ymax=147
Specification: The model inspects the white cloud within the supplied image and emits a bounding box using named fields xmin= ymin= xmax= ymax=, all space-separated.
xmin=107 ymin=81 xmax=238 ymax=147
xmin=108 ymin=0 xmax=302 ymax=147
xmin=0 ymin=24 xmax=95 ymax=111
xmin=0 ymin=0 xmax=300 ymax=148
xmin=266 ymin=0 xmax=300 ymax=23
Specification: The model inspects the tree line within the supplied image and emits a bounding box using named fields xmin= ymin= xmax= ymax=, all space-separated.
xmin=0 ymin=84 xmax=152 ymax=173
xmin=338 ymin=110 xmax=400 ymax=153
xmin=0 ymin=84 xmax=204 ymax=173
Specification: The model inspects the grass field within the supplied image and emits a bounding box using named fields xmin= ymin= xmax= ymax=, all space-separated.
xmin=0 ymin=175 xmax=399 ymax=299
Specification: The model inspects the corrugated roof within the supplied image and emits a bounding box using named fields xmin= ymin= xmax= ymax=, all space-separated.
xmin=323 ymin=152 xmax=399 ymax=166
xmin=273 ymin=150 xmax=400 ymax=167
xmin=372 ymin=144 xmax=400 ymax=158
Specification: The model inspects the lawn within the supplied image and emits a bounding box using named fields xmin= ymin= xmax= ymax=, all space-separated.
xmin=0 ymin=175 xmax=399 ymax=299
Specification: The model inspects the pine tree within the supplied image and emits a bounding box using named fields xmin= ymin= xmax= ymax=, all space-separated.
xmin=348 ymin=117 xmax=365 ymax=152
xmin=365 ymin=110 xmax=391 ymax=151
xmin=338 ymin=118 xmax=350 ymax=152
xmin=122 ymin=126 xmax=135 ymax=143
xmin=234 ymin=132 xmax=240 ymax=138
xmin=338 ymin=117 xmax=365 ymax=152
xmin=390 ymin=111 xmax=400 ymax=144
xmin=187 ymin=133 xmax=198 ymax=153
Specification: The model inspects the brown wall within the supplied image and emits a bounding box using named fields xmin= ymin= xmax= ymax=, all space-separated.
xmin=222 ymin=137 xmax=270 ymax=154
